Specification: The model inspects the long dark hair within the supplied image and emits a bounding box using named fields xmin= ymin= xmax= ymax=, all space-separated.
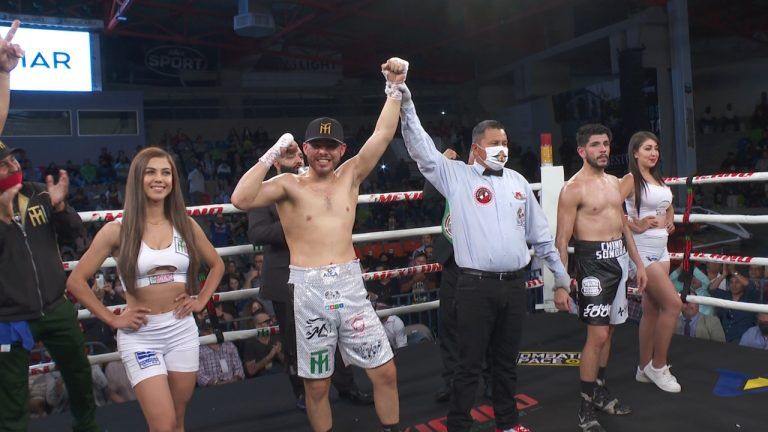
xmin=118 ymin=147 xmax=200 ymax=295
xmin=627 ymin=131 xmax=665 ymax=216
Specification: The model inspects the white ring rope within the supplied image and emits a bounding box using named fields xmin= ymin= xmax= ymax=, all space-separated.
xmin=29 ymin=325 xmax=281 ymax=376
xmin=685 ymin=295 xmax=768 ymax=314
xmin=664 ymin=172 xmax=768 ymax=185
xmin=62 ymin=226 xmax=443 ymax=271
xmin=77 ymin=263 xmax=445 ymax=319
xmin=77 ymin=186 xmax=547 ymax=223
xmin=70 ymin=245 xmax=768 ymax=319
xmin=36 ymin=301 xmax=446 ymax=375
xmin=667 ymin=252 xmax=768 ymax=266
xmin=672 ymin=214 xmax=768 ymax=224
xmin=77 ymin=191 xmax=422 ymax=223
xmin=74 ymin=172 xmax=768 ymax=224
xmin=76 ymin=261 xmax=555 ymax=320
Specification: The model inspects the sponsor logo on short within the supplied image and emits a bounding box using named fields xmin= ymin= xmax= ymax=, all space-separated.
xmin=583 ymin=304 xmax=611 ymax=318
xmin=323 ymin=289 xmax=341 ymax=301
xmin=135 ymin=351 xmax=160 ymax=369
xmin=324 ymin=303 xmax=344 ymax=311
xmin=580 ymin=276 xmax=602 ymax=296
xmin=352 ymin=340 xmax=382 ymax=361
xmin=349 ymin=313 xmax=365 ymax=333
xmin=322 ymin=266 xmax=339 ymax=278
xmin=309 ymin=349 xmax=330 ymax=374
xmin=304 ymin=317 xmax=330 ymax=340
xmin=595 ymin=239 xmax=626 ymax=259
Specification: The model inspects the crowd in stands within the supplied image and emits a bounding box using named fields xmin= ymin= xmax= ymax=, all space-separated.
xmin=697 ymin=93 xmax=768 ymax=207
xmin=626 ymin=262 xmax=768 ymax=349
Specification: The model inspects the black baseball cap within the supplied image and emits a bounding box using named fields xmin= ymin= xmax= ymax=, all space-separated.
xmin=304 ymin=117 xmax=345 ymax=146
xmin=0 ymin=140 xmax=17 ymax=160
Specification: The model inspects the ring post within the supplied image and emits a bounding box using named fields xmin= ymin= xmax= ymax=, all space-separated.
xmin=539 ymin=163 xmax=564 ymax=312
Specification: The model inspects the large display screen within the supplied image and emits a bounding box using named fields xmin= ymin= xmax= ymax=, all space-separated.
xmin=0 ymin=25 xmax=93 ymax=92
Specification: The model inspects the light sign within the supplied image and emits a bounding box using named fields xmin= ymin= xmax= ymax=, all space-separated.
xmin=0 ymin=26 xmax=92 ymax=92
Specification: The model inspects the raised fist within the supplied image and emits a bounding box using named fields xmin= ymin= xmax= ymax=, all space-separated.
xmin=381 ymin=57 xmax=409 ymax=84
xmin=260 ymin=133 xmax=298 ymax=167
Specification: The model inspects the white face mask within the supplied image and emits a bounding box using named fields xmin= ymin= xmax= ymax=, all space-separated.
xmin=483 ymin=145 xmax=508 ymax=171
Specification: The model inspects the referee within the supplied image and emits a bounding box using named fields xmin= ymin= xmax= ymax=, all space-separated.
xmin=398 ymin=84 xmax=570 ymax=432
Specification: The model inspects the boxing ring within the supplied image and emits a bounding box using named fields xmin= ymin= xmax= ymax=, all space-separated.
xmin=30 ymin=167 xmax=768 ymax=431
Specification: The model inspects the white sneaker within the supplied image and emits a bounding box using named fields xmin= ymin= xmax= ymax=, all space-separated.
xmin=635 ymin=365 xmax=651 ymax=383
xmin=643 ymin=364 xmax=681 ymax=393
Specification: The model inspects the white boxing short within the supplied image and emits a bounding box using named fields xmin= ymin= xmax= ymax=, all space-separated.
xmin=290 ymin=260 xmax=393 ymax=379
xmin=117 ymin=311 xmax=199 ymax=387
xmin=632 ymin=232 xmax=670 ymax=268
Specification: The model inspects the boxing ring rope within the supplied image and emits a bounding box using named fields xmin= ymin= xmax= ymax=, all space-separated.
xmin=76 ymin=263 xmax=447 ymax=320
xmin=62 ymin=227 xmax=443 ymax=271
xmin=48 ymin=168 xmax=768 ymax=376
xmin=77 ymin=186 xmax=545 ymax=223
xmin=37 ymin=301 xmax=446 ymax=375
xmin=663 ymin=172 xmax=768 ymax=185
xmin=672 ymin=214 xmax=768 ymax=224
xmin=29 ymin=326 xmax=282 ymax=376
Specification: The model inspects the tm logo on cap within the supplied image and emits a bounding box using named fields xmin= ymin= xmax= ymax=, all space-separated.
xmin=320 ymin=122 xmax=332 ymax=134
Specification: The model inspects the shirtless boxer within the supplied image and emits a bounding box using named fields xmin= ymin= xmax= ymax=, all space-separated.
xmin=554 ymin=124 xmax=647 ymax=432
xmin=231 ymin=57 xmax=408 ymax=432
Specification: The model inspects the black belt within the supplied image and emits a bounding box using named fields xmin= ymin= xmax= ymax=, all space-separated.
xmin=459 ymin=268 xmax=523 ymax=281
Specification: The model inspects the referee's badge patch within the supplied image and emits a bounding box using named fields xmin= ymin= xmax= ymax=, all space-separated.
xmin=473 ymin=186 xmax=493 ymax=206
xmin=581 ymin=277 xmax=602 ymax=296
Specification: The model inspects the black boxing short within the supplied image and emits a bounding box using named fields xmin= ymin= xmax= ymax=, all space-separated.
xmin=574 ymin=238 xmax=629 ymax=326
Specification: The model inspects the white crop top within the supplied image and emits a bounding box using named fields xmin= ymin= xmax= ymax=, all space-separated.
xmin=624 ymin=182 xmax=672 ymax=237
xmin=116 ymin=219 xmax=189 ymax=288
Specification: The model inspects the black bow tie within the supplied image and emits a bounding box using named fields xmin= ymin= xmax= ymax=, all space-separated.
xmin=482 ymin=168 xmax=503 ymax=177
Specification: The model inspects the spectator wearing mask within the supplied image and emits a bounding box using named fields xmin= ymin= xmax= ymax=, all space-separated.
xmin=738 ymin=313 xmax=768 ymax=350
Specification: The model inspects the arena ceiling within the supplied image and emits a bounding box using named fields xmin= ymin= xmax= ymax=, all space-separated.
xmin=0 ymin=0 xmax=766 ymax=84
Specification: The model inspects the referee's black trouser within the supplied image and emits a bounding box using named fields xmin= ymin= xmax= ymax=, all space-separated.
xmin=447 ymin=271 xmax=526 ymax=431
xmin=438 ymin=256 xmax=460 ymax=387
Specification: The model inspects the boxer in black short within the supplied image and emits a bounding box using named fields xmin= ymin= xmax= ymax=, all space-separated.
xmin=574 ymin=238 xmax=629 ymax=326
xmin=555 ymin=124 xmax=646 ymax=432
